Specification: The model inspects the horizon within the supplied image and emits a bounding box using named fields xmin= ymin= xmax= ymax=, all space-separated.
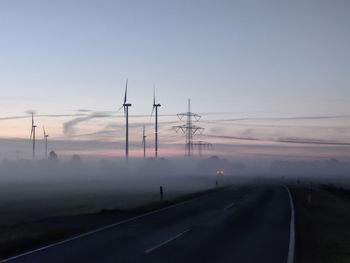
xmin=0 ymin=0 xmax=349 ymax=161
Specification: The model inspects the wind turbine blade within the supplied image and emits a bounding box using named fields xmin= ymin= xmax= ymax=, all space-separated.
xmin=124 ymin=79 xmax=128 ymax=104
xmin=30 ymin=113 xmax=34 ymax=139
xmin=153 ymin=84 xmax=156 ymax=105
xmin=117 ymin=105 xmax=124 ymax=112
xmin=150 ymin=106 xmax=155 ymax=120
xmin=149 ymin=86 xmax=156 ymax=121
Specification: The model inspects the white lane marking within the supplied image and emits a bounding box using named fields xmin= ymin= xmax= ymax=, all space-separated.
xmin=283 ymin=185 xmax=295 ymax=263
xmin=144 ymin=229 xmax=191 ymax=254
xmin=0 ymin=193 xmax=209 ymax=263
xmin=223 ymin=202 xmax=235 ymax=210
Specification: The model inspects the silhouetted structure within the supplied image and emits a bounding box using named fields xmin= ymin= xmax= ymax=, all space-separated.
xmin=160 ymin=186 xmax=164 ymax=201
xmin=43 ymin=126 xmax=49 ymax=159
xmin=174 ymin=99 xmax=204 ymax=157
xmin=118 ymin=79 xmax=132 ymax=159
xmin=48 ymin=150 xmax=58 ymax=163
xmin=142 ymin=125 xmax=147 ymax=158
xmin=71 ymin=154 xmax=81 ymax=165
xmin=192 ymin=141 xmax=213 ymax=157
xmin=151 ymin=87 xmax=161 ymax=158
xmin=30 ymin=113 xmax=37 ymax=160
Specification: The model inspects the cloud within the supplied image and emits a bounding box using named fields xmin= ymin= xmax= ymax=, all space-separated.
xmin=0 ymin=113 xmax=89 ymax=121
xmin=202 ymin=134 xmax=350 ymax=146
xmin=278 ymin=137 xmax=350 ymax=146
xmin=0 ymin=116 xmax=28 ymax=121
xmin=203 ymin=134 xmax=261 ymax=142
xmin=25 ymin=110 xmax=37 ymax=115
xmin=40 ymin=114 xmax=87 ymax=118
xmin=64 ymin=119 xmax=180 ymax=141
xmin=63 ymin=112 xmax=115 ymax=136
xmin=75 ymin=109 xmax=93 ymax=113
xmin=201 ymin=115 xmax=350 ymax=124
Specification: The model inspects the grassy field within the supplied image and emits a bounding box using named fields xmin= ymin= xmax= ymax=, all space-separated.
xmin=0 ymin=174 xmax=217 ymax=226
xmin=291 ymin=185 xmax=350 ymax=263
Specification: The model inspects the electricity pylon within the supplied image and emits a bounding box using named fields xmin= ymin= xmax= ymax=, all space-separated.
xmin=174 ymin=99 xmax=204 ymax=157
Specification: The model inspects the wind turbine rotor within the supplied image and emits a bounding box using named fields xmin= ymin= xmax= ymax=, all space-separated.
xmin=43 ymin=126 xmax=49 ymax=138
xmin=142 ymin=126 xmax=146 ymax=145
xmin=30 ymin=113 xmax=35 ymax=139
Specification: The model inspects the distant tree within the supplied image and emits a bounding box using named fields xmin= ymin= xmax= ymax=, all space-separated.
xmin=71 ymin=154 xmax=81 ymax=166
xmin=48 ymin=151 xmax=59 ymax=163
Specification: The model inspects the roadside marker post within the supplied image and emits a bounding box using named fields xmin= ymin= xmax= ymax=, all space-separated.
xmin=160 ymin=186 xmax=164 ymax=201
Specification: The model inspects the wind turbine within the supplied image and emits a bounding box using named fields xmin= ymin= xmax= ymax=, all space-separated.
xmin=118 ymin=79 xmax=132 ymax=159
xmin=151 ymin=86 xmax=161 ymax=158
xmin=43 ymin=126 xmax=49 ymax=159
xmin=30 ymin=113 xmax=37 ymax=160
xmin=142 ymin=125 xmax=147 ymax=158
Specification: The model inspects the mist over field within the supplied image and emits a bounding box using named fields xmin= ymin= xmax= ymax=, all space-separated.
xmin=0 ymin=155 xmax=248 ymax=226
xmin=1 ymin=153 xmax=349 ymax=227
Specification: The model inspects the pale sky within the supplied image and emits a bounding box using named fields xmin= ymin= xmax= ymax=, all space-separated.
xmin=0 ymin=0 xmax=349 ymax=160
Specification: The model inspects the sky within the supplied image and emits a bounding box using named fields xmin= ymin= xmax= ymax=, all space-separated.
xmin=0 ymin=0 xmax=349 ymax=160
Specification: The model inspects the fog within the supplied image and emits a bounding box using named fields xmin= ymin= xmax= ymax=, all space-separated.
xmin=1 ymin=154 xmax=349 ymax=227
xmin=0 ymin=155 xmax=251 ymax=226
xmin=269 ymin=158 xmax=350 ymax=186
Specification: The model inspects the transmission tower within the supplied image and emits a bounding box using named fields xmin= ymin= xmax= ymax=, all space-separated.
xmin=174 ymin=99 xmax=204 ymax=157
xmin=192 ymin=141 xmax=213 ymax=157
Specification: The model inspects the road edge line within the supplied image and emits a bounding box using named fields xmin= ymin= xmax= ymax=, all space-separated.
xmin=0 ymin=188 xmax=222 ymax=263
xmin=284 ymin=185 xmax=295 ymax=263
xmin=144 ymin=228 xmax=191 ymax=254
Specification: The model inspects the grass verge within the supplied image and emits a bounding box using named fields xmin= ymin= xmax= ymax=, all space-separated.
xmin=99 ymin=187 xmax=221 ymax=215
xmin=290 ymin=185 xmax=350 ymax=263
xmin=0 ymin=187 xmax=221 ymax=260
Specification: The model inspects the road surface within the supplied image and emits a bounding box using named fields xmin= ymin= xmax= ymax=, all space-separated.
xmin=1 ymin=184 xmax=294 ymax=263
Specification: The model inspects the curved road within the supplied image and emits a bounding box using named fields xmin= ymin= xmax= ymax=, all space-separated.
xmin=1 ymin=185 xmax=294 ymax=263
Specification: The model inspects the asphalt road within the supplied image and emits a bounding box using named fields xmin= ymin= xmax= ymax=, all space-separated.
xmin=2 ymin=185 xmax=293 ymax=263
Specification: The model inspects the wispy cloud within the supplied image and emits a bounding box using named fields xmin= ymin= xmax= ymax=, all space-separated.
xmin=203 ymin=134 xmax=261 ymax=142
xmin=203 ymin=134 xmax=350 ymax=146
xmin=63 ymin=112 xmax=115 ymax=136
xmin=278 ymin=137 xmax=350 ymax=146
xmin=202 ymin=115 xmax=349 ymax=124
xmin=1 ymin=110 xmax=349 ymax=159
xmin=59 ymin=119 xmax=179 ymax=140
xmin=0 ymin=113 xmax=89 ymax=121
xmin=0 ymin=116 xmax=28 ymax=121
xmin=75 ymin=109 xmax=93 ymax=113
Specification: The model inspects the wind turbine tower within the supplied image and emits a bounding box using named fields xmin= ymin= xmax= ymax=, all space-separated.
xmin=174 ymin=99 xmax=204 ymax=157
xmin=43 ymin=126 xmax=49 ymax=159
xmin=151 ymin=87 xmax=161 ymax=158
xmin=119 ymin=79 xmax=132 ymax=159
xmin=142 ymin=125 xmax=147 ymax=158
xmin=30 ymin=113 xmax=37 ymax=160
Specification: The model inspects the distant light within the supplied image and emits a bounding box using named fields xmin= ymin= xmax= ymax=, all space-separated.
xmin=216 ymin=170 xmax=224 ymax=176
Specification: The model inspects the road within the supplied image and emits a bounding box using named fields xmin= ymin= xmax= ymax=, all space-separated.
xmin=1 ymin=184 xmax=294 ymax=263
